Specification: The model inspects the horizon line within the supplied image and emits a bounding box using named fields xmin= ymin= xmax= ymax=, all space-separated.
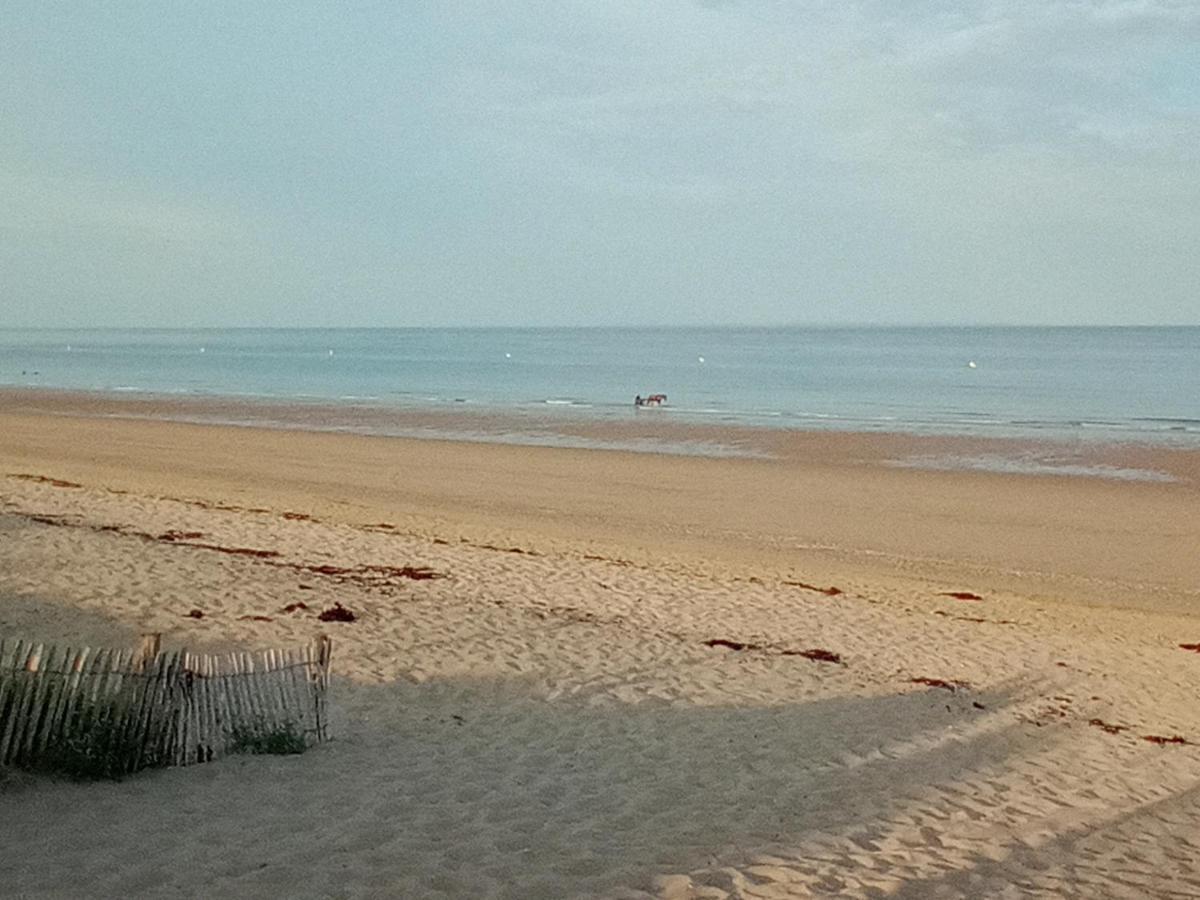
xmin=3 ymin=322 xmax=1198 ymax=332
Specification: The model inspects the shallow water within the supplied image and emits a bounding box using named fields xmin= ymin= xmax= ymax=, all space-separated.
xmin=2 ymin=326 xmax=1198 ymax=447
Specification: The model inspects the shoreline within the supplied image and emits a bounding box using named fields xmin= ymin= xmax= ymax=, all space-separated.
xmin=4 ymin=385 xmax=1200 ymax=479
xmin=5 ymin=380 xmax=1200 ymax=457
xmin=2 ymin=388 xmax=1197 ymax=615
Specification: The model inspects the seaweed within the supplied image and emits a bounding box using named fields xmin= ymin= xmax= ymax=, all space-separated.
xmin=317 ymin=603 xmax=356 ymax=623
xmin=1143 ymin=735 xmax=1189 ymax=746
xmin=780 ymin=648 xmax=843 ymax=664
xmin=910 ymin=677 xmax=970 ymax=692
xmin=703 ymin=638 xmax=760 ymax=651
xmin=157 ymin=530 xmax=205 ymax=542
xmin=783 ymin=581 xmax=843 ymax=596
xmin=10 ymin=474 xmax=83 ymax=488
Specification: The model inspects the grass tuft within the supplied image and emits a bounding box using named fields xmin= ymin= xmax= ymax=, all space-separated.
xmin=229 ymin=719 xmax=309 ymax=755
xmin=27 ymin=699 xmax=172 ymax=781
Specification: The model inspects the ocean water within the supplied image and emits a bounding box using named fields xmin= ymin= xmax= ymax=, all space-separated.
xmin=2 ymin=326 xmax=1199 ymax=447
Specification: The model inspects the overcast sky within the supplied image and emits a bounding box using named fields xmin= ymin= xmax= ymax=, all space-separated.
xmin=2 ymin=2 xmax=1198 ymax=327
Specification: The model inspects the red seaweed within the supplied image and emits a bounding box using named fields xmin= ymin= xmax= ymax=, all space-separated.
xmin=190 ymin=543 xmax=281 ymax=558
xmin=158 ymin=530 xmax=205 ymax=542
xmin=1143 ymin=734 xmax=1189 ymax=746
xmin=292 ymin=562 xmax=444 ymax=582
xmin=379 ymin=565 xmax=442 ymax=581
xmin=11 ymin=474 xmax=83 ymax=488
xmin=704 ymin=638 xmax=760 ymax=651
xmin=318 ymin=602 xmax=357 ymax=623
xmin=703 ymin=640 xmax=842 ymax=663
xmin=30 ymin=515 xmax=68 ymax=526
xmin=302 ymin=564 xmax=352 ymax=576
xmin=478 ymin=544 xmax=538 ymax=555
xmin=940 ymin=591 xmax=983 ymax=601
xmin=781 ymin=648 xmax=843 ymax=664
xmin=783 ymin=581 xmax=843 ymax=596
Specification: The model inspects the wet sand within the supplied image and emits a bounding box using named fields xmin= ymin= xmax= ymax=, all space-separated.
xmin=2 ymin=388 xmax=1198 ymax=611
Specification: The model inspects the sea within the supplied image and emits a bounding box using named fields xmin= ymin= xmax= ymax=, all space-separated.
xmin=2 ymin=327 xmax=1199 ymax=452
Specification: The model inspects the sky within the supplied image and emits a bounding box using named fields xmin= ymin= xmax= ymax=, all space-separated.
xmin=2 ymin=2 xmax=1198 ymax=327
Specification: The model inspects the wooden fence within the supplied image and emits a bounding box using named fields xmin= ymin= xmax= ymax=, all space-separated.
xmin=0 ymin=634 xmax=332 ymax=776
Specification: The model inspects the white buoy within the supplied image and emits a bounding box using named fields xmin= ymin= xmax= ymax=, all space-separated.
xmin=967 ymin=360 xmax=976 ymax=369
xmin=66 ymin=345 xmax=71 ymax=352
xmin=328 ymin=349 xmax=334 ymax=357
xmin=505 ymin=352 xmax=511 ymax=359
xmin=698 ymin=356 xmax=705 ymax=363
xmin=200 ymin=347 xmax=205 ymax=354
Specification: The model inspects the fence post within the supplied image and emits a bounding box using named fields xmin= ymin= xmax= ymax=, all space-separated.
xmin=310 ymin=636 xmax=332 ymax=742
xmin=1 ymin=634 xmax=328 ymax=771
xmin=133 ymin=633 xmax=162 ymax=673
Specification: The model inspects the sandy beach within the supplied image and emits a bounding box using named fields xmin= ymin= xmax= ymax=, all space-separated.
xmin=3 ymin=390 xmax=1200 ymax=898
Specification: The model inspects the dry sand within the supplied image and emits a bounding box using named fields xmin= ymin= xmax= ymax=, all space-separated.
xmin=2 ymin=392 xmax=1200 ymax=898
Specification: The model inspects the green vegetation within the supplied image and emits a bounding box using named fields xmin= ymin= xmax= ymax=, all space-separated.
xmin=228 ymin=718 xmax=309 ymax=755
xmin=27 ymin=700 xmax=171 ymax=781
xmin=0 ymin=669 xmax=174 ymax=781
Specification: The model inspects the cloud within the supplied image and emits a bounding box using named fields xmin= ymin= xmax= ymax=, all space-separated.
xmin=0 ymin=166 xmax=253 ymax=244
xmin=452 ymin=0 xmax=1198 ymax=179
xmin=1 ymin=1 xmax=1196 ymax=325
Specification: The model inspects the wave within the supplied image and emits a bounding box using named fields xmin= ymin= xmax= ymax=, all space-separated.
xmin=6 ymin=376 xmax=1200 ymax=449
xmin=542 ymin=399 xmax=593 ymax=408
xmin=887 ymin=454 xmax=1177 ymax=483
xmin=1132 ymin=416 xmax=1200 ymax=426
